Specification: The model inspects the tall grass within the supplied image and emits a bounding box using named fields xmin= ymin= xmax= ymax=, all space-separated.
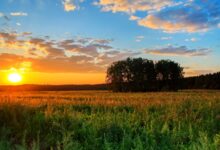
xmin=0 ymin=90 xmax=220 ymax=149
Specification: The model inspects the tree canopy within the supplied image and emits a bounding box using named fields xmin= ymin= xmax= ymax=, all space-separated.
xmin=106 ymin=58 xmax=183 ymax=92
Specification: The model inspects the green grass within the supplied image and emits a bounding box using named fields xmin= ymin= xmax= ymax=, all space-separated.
xmin=0 ymin=90 xmax=220 ymax=150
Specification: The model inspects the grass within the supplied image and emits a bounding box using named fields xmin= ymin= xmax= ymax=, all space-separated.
xmin=0 ymin=90 xmax=220 ymax=150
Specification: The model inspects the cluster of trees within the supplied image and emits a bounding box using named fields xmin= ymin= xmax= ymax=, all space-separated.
xmin=182 ymin=72 xmax=220 ymax=89
xmin=106 ymin=58 xmax=183 ymax=92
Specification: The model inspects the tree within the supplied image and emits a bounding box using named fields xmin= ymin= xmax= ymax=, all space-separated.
xmin=107 ymin=58 xmax=184 ymax=92
xmin=106 ymin=58 xmax=156 ymax=92
xmin=106 ymin=60 xmax=126 ymax=92
xmin=155 ymin=60 xmax=183 ymax=91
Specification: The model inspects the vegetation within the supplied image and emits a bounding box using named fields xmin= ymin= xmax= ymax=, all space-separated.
xmin=0 ymin=90 xmax=220 ymax=149
xmin=107 ymin=58 xmax=183 ymax=92
xmin=0 ymin=84 xmax=108 ymax=92
xmin=182 ymin=72 xmax=220 ymax=89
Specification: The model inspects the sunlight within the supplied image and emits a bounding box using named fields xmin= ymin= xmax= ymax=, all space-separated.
xmin=8 ymin=73 xmax=22 ymax=83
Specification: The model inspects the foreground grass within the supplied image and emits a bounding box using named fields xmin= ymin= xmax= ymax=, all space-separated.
xmin=0 ymin=91 xmax=220 ymax=150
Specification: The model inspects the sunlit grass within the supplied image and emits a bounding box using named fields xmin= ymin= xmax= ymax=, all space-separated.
xmin=0 ymin=90 xmax=220 ymax=149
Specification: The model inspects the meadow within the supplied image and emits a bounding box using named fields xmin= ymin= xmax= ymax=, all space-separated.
xmin=0 ymin=90 xmax=220 ymax=150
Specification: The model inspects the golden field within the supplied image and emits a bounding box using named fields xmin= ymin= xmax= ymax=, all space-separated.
xmin=0 ymin=90 xmax=220 ymax=149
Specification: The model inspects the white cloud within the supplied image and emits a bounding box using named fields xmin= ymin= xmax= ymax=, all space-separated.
xmin=16 ymin=22 xmax=21 ymax=26
xmin=185 ymin=38 xmax=197 ymax=42
xmin=10 ymin=12 xmax=28 ymax=16
xmin=135 ymin=36 xmax=144 ymax=42
xmin=161 ymin=37 xmax=172 ymax=40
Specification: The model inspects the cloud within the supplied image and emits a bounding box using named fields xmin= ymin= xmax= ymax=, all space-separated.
xmin=185 ymin=38 xmax=197 ymax=42
xmin=28 ymin=38 xmax=66 ymax=58
xmin=62 ymin=0 xmax=84 ymax=11
xmin=95 ymin=0 xmax=220 ymax=33
xmin=0 ymin=12 xmax=4 ymax=17
xmin=76 ymin=37 xmax=113 ymax=45
xmin=94 ymin=0 xmax=173 ymax=14
xmin=91 ymin=39 xmax=112 ymax=45
xmin=0 ymin=31 xmax=139 ymax=73
xmin=22 ymin=32 xmax=32 ymax=36
xmin=63 ymin=0 xmax=76 ymax=11
xmin=58 ymin=38 xmax=113 ymax=56
xmin=161 ymin=36 xmax=172 ymax=40
xmin=0 ymin=12 xmax=10 ymax=21
xmin=10 ymin=12 xmax=28 ymax=16
xmin=139 ymin=1 xmax=220 ymax=32
xmin=0 ymin=53 xmax=101 ymax=73
xmin=16 ymin=22 xmax=21 ymax=26
xmin=97 ymin=50 xmax=141 ymax=66
xmin=129 ymin=15 xmax=140 ymax=21
xmin=0 ymin=32 xmax=18 ymax=44
xmin=135 ymin=36 xmax=144 ymax=42
xmin=138 ymin=14 xmax=205 ymax=33
xmin=144 ymin=45 xmax=211 ymax=56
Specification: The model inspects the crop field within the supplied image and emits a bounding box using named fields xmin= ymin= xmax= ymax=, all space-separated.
xmin=0 ymin=90 xmax=220 ymax=150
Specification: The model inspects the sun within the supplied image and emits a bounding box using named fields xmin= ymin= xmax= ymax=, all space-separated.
xmin=8 ymin=73 xmax=22 ymax=83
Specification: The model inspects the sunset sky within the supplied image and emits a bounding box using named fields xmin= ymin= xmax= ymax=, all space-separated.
xmin=0 ymin=0 xmax=220 ymax=85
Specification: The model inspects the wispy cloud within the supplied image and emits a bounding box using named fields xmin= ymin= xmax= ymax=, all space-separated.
xmin=135 ymin=36 xmax=144 ymax=42
xmin=16 ymin=22 xmax=21 ymax=26
xmin=144 ymin=45 xmax=212 ymax=56
xmin=161 ymin=37 xmax=172 ymax=40
xmin=185 ymin=38 xmax=197 ymax=42
xmin=0 ymin=12 xmax=10 ymax=21
xmin=0 ymin=12 xmax=4 ymax=17
xmin=10 ymin=12 xmax=28 ymax=16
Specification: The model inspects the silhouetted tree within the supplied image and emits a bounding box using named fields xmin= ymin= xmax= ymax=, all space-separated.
xmin=106 ymin=58 xmax=156 ymax=92
xmin=155 ymin=60 xmax=183 ymax=91
xmin=127 ymin=58 xmax=156 ymax=91
xmin=106 ymin=60 xmax=126 ymax=92
xmin=107 ymin=57 xmax=185 ymax=92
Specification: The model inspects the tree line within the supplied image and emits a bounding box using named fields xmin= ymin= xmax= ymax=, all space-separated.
xmin=0 ymin=84 xmax=108 ymax=91
xmin=182 ymin=72 xmax=220 ymax=89
xmin=106 ymin=58 xmax=183 ymax=92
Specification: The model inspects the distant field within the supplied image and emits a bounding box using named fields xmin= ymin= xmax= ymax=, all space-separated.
xmin=0 ymin=91 xmax=220 ymax=149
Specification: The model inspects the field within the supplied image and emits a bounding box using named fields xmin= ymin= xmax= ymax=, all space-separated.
xmin=0 ymin=90 xmax=220 ymax=150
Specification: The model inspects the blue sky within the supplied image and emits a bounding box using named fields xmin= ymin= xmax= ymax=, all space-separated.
xmin=0 ymin=0 xmax=220 ymax=84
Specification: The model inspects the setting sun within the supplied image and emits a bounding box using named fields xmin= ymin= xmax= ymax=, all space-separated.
xmin=8 ymin=73 xmax=22 ymax=83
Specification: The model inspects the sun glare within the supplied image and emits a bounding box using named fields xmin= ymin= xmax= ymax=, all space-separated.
xmin=8 ymin=73 xmax=22 ymax=83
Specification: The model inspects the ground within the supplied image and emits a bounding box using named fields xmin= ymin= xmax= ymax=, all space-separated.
xmin=0 ymin=90 xmax=220 ymax=149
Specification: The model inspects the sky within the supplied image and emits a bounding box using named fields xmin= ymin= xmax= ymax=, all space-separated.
xmin=0 ymin=0 xmax=220 ymax=85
